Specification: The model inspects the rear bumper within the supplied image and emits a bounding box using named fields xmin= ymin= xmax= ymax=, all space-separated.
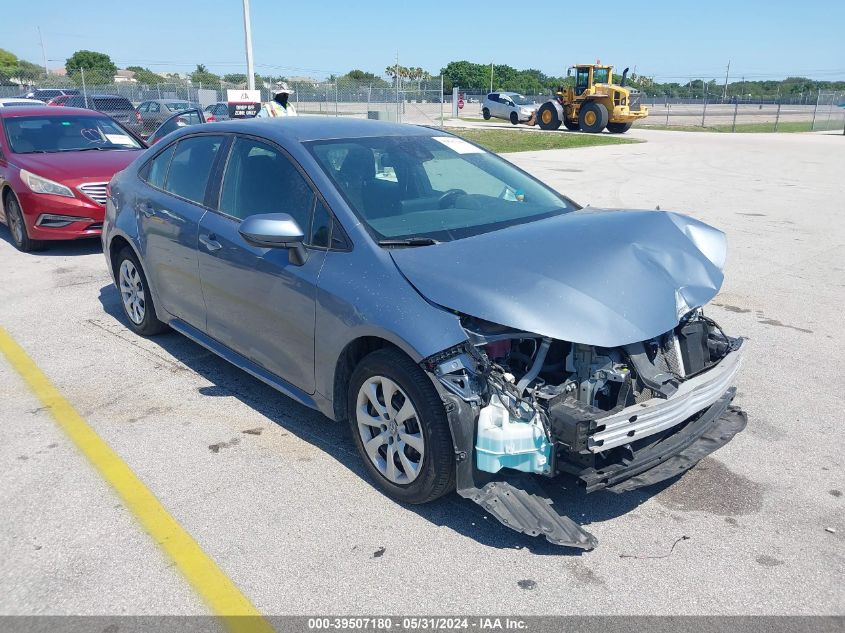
xmin=17 ymin=189 xmax=104 ymax=240
xmin=613 ymin=105 xmax=650 ymax=122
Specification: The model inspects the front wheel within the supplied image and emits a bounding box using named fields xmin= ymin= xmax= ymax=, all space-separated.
xmin=115 ymin=246 xmax=169 ymax=336
xmin=509 ymin=111 xmax=519 ymax=125
xmin=348 ymin=348 xmax=455 ymax=504
xmin=482 ymin=107 xmax=491 ymax=120
xmin=606 ymin=122 xmax=633 ymax=133
xmin=536 ymin=103 xmax=562 ymax=130
xmin=4 ymin=192 xmax=43 ymax=252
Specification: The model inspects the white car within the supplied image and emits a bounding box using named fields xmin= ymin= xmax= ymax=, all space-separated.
xmin=0 ymin=98 xmax=45 ymax=108
xmin=481 ymin=92 xmax=538 ymax=125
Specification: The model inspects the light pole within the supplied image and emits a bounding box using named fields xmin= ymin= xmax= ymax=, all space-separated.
xmin=490 ymin=62 xmax=493 ymax=93
xmin=37 ymin=27 xmax=49 ymax=77
xmin=242 ymin=0 xmax=256 ymax=91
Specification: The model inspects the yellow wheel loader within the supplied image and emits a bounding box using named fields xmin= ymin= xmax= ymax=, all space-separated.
xmin=535 ymin=64 xmax=648 ymax=133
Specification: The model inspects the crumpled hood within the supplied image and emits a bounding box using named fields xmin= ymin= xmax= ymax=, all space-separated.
xmin=390 ymin=209 xmax=726 ymax=347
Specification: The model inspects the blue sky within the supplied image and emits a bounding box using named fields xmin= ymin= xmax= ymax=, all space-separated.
xmin=3 ymin=0 xmax=844 ymax=81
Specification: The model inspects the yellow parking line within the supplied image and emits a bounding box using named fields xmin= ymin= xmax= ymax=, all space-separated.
xmin=0 ymin=326 xmax=274 ymax=633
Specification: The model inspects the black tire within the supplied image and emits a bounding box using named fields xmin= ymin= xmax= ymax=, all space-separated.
xmin=509 ymin=111 xmax=519 ymax=125
xmin=536 ymin=103 xmax=562 ymax=130
xmin=482 ymin=107 xmax=491 ymax=120
xmin=3 ymin=191 xmax=44 ymax=253
xmin=114 ymin=246 xmax=169 ymax=336
xmin=579 ymin=101 xmax=609 ymax=133
xmin=348 ymin=348 xmax=455 ymax=505
xmin=606 ymin=122 xmax=633 ymax=134
xmin=563 ymin=118 xmax=581 ymax=131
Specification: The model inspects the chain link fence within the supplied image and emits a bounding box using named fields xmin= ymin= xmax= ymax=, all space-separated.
xmin=1 ymin=70 xmax=448 ymax=135
xmin=449 ymin=87 xmax=844 ymax=132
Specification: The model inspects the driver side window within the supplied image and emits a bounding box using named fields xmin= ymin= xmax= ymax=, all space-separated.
xmin=218 ymin=137 xmax=314 ymax=229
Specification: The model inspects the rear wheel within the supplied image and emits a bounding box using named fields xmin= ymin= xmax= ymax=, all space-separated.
xmin=536 ymin=103 xmax=562 ymax=130
xmin=114 ymin=246 xmax=169 ymax=336
xmin=348 ymin=348 xmax=455 ymax=504
xmin=579 ymin=102 xmax=609 ymax=133
xmin=3 ymin=192 xmax=43 ymax=252
xmin=606 ymin=122 xmax=633 ymax=134
xmin=482 ymin=107 xmax=491 ymax=120
xmin=509 ymin=111 xmax=519 ymax=125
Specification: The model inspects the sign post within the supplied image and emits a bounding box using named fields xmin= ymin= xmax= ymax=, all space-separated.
xmin=226 ymin=89 xmax=261 ymax=119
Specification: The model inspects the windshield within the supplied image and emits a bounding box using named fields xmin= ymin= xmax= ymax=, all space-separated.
xmin=510 ymin=94 xmax=533 ymax=105
xmin=165 ymin=102 xmax=191 ymax=112
xmin=593 ymin=68 xmax=610 ymax=84
xmin=308 ymin=135 xmax=573 ymax=242
xmin=4 ymin=115 xmax=143 ymax=153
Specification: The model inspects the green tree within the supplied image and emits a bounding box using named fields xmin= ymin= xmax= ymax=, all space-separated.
xmin=126 ymin=66 xmax=164 ymax=84
xmin=66 ymin=50 xmax=116 ymax=84
xmin=0 ymin=48 xmax=18 ymax=83
xmin=191 ymin=64 xmax=220 ymax=86
xmin=223 ymin=73 xmax=247 ymax=85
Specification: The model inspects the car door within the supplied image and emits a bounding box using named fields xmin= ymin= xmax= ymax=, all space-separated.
xmin=137 ymin=133 xmax=225 ymax=328
xmin=197 ymin=135 xmax=328 ymax=393
xmin=147 ymin=108 xmax=206 ymax=145
xmin=145 ymin=101 xmax=161 ymax=130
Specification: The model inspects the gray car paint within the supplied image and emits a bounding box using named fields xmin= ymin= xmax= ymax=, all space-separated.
xmin=103 ymin=117 xmax=725 ymax=423
xmin=389 ymin=208 xmax=727 ymax=348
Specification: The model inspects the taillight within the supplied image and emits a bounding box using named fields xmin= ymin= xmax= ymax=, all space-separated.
xmin=207 ymin=115 xmax=216 ymax=122
xmin=135 ymin=111 xmax=142 ymax=122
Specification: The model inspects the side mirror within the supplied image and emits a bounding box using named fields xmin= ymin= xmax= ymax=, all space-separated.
xmin=238 ymin=213 xmax=307 ymax=264
xmin=567 ymin=68 xmax=572 ymax=77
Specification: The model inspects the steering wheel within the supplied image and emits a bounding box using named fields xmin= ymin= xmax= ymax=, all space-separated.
xmin=437 ymin=188 xmax=467 ymax=209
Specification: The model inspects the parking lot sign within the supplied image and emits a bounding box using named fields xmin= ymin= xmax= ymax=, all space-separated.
xmin=226 ymin=89 xmax=261 ymax=118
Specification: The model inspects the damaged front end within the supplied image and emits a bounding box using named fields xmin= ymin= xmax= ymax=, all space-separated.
xmin=422 ymin=310 xmax=747 ymax=550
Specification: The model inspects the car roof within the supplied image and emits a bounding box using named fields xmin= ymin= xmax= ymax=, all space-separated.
xmin=0 ymin=98 xmax=44 ymax=105
xmin=198 ymin=117 xmax=440 ymax=143
xmin=0 ymin=105 xmax=110 ymax=118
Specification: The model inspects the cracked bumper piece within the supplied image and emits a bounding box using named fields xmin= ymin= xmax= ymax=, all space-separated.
xmin=471 ymin=480 xmax=598 ymax=550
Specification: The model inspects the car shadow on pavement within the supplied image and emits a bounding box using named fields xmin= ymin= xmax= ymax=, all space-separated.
xmin=98 ymin=283 xmax=675 ymax=556
xmin=0 ymin=227 xmax=103 ymax=256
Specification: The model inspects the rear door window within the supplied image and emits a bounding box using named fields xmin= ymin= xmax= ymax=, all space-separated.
xmin=141 ymin=144 xmax=177 ymax=190
xmin=149 ymin=102 xmax=160 ymax=113
xmin=163 ymin=135 xmax=224 ymax=205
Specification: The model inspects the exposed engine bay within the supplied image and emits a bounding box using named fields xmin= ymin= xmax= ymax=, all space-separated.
xmin=422 ymin=309 xmax=746 ymax=549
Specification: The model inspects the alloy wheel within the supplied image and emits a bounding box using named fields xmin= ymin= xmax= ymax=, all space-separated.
xmin=356 ymin=376 xmax=425 ymax=485
xmin=119 ymin=259 xmax=146 ymax=325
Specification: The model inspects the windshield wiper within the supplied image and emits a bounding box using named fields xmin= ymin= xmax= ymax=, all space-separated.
xmin=377 ymin=237 xmax=440 ymax=247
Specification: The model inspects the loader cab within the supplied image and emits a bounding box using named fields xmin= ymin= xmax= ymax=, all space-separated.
xmin=571 ymin=65 xmax=614 ymax=95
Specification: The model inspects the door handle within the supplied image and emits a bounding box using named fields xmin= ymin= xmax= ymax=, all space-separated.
xmin=138 ymin=202 xmax=154 ymax=218
xmin=200 ymin=233 xmax=222 ymax=251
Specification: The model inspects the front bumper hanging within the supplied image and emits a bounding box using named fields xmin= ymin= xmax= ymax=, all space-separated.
xmin=440 ymin=386 xmax=747 ymax=550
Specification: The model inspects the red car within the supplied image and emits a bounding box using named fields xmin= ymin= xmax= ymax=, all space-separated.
xmin=0 ymin=106 xmax=145 ymax=251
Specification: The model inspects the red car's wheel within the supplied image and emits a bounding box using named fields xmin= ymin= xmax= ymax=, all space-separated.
xmin=3 ymin=191 xmax=43 ymax=252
